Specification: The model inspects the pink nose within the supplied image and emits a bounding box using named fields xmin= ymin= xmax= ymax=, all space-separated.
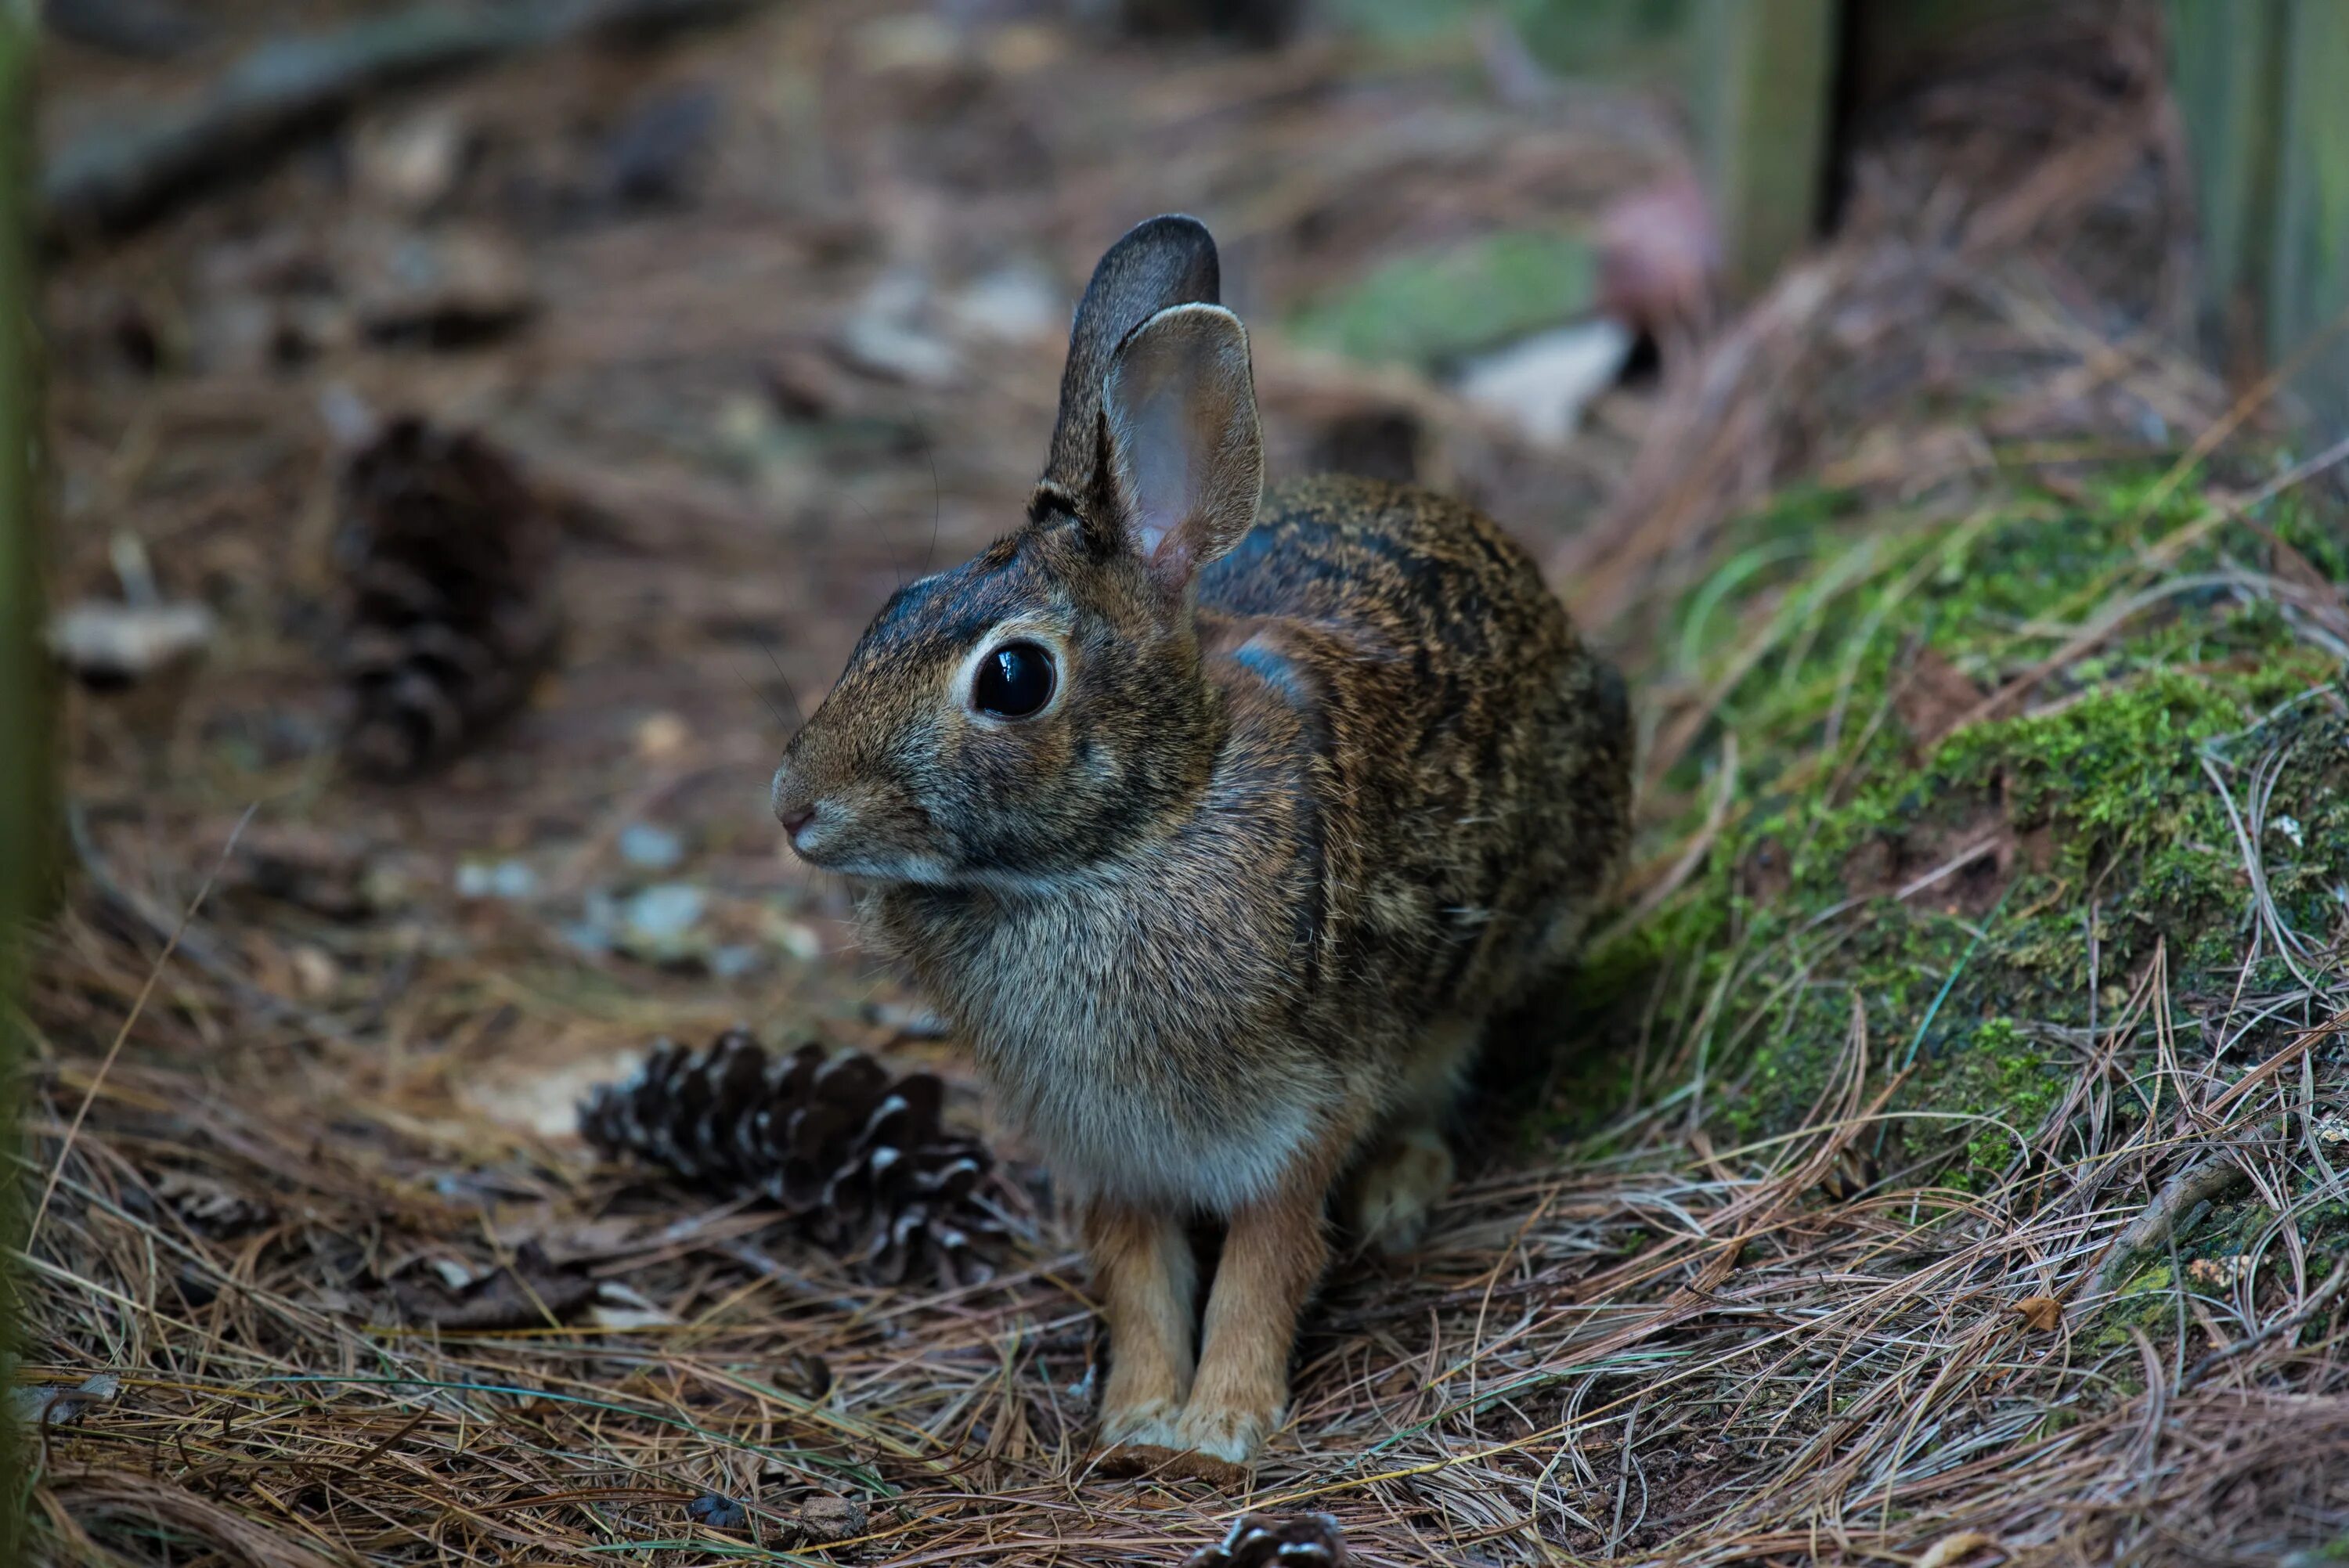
xmin=778 ymin=805 xmax=815 ymax=839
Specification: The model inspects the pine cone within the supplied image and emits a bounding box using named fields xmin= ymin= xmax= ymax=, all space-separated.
xmin=335 ymin=416 xmax=559 ymax=777
xmin=1183 ymin=1513 xmax=1349 ymax=1567
xmin=579 ymin=1030 xmax=999 ymax=1285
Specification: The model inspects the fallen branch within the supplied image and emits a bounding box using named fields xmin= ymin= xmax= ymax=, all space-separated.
xmin=2088 ymin=1154 xmax=2250 ymax=1299
xmin=45 ymin=0 xmax=764 ymax=238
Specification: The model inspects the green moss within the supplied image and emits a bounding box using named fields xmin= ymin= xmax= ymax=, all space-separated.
xmin=1286 ymin=229 xmax=1597 ymax=369
xmin=1561 ymin=470 xmax=2349 ymax=1173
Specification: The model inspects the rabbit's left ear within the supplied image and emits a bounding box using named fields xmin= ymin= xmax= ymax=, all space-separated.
xmin=1102 ymin=302 xmax=1263 ymax=596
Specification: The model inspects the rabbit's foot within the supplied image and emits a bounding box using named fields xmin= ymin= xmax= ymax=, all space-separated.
xmin=1348 ymin=1124 xmax=1455 ymax=1255
xmin=1095 ymin=1397 xmax=1250 ymax=1487
xmin=1094 ymin=1441 xmax=1249 ymax=1488
xmin=1171 ymin=1398 xmax=1276 ymax=1467
xmin=1097 ymin=1397 xmax=1183 ymax=1453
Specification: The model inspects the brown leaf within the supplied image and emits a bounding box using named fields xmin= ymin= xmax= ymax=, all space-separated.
xmin=1916 ymin=1529 xmax=2004 ymax=1568
xmin=2015 ymin=1295 xmax=2062 ymax=1332
xmin=1817 ymin=1145 xmax=1879 ymax=1203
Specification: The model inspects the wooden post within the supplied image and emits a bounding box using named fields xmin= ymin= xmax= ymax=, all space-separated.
xmin=2166 ymin=0 xmax=2288 ymax=384
xmin=2167 ymin=0 xmax=2349 ymax=440
xmin=2268 ymin=0 xmax=2349 ymax=439
xmin=0 ymin=0 xmax=41 ymax=1555
xmin=1689 ymin=0 xmax=1839 ymax=298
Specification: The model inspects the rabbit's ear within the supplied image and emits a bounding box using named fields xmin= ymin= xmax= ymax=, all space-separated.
xmin=1042 ymin=215 xmax=1220 ymax=492
xmin=1102 ymin=302 xmax=1262 ymax=593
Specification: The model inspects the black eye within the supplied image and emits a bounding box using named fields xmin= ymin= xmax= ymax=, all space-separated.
xmin=972 ymin=640 xmax=1055 ymax=719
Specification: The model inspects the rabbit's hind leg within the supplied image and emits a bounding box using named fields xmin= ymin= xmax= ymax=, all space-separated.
xmin=1344 ymin=1015 xmax=1474 ymax=1254
xmin=1084 ymin=1199 xmax=1196 ymax=1452
xmin=1346 ymin=1120 xmax=1456 ymax=1256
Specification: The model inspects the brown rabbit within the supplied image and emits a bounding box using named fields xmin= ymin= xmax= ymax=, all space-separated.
xmin=770 ymin=216 xmax=1632 ymax=1475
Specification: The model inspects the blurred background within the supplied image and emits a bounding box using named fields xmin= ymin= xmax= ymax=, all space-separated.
xmin=23 ymin=0 xmax=2347 ymax=1136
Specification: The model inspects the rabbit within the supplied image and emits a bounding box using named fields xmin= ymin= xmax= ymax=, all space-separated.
xmin=770 ymin=214 xmax=1633 ymax=1476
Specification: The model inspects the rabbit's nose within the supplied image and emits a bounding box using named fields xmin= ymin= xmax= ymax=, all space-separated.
xmin=778 ymin=804 xmax=816 ymax=841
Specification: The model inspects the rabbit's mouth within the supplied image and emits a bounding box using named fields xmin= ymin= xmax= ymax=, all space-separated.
xmin=773 ymin=773 xmax=955 ymax=885
xmin=792 ymin=831 xmax=953 ymax=885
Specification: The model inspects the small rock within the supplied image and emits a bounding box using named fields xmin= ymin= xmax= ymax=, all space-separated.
xmin=619 ymin=823 xmax=685 ymax=871
xmin=947 ymin=262 xmax=1064 ymax=343
xmin=634 ymin=711 xmax=693 ymax=760
xmin=456 ymin=859 xmax=539 ymax=902
xmin=46 ymin=600 xmax=215 ymax=689
xmin=795 ymin=1495 xmax=868 ymax=1544
xmin=768 ymin=914 xmax=824 ymax=963
xmin=290 ymin=944 xmax=340 ymax=1000
xmin=1456 ymin=319 xmax=1635 ymax=446
xmin=9 ymin=1372 xmax=123 ymax=1428
xmin=353 ymin=108 xmax=472 ymax=214
xmin=835 ymin=267 xmax=958 ymax=387
xmin=624 ymin=883 xmax=706 ymax=945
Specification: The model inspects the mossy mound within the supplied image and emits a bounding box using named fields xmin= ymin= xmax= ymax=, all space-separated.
xmin=1564 ymin=470 xmax=2349 ymax=1195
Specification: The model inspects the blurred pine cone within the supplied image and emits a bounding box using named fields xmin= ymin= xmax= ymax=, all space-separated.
xmin=335 ymin=416 xmax=559 ymax=777
xmin=1184 ymin=1513 xmax=1349 ymax=1567
xmin=579 ymin=1030 xmax=999 ymax=1285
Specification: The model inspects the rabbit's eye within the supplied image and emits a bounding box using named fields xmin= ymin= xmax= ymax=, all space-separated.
xmin=972 ymin=641 xmax=1055 ymax=719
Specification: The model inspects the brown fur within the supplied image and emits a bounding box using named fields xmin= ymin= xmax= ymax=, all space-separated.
xmin=770 ymin=216 xmax=1633 ymax=1469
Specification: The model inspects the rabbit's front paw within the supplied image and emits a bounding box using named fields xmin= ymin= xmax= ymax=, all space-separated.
xmin=1171 ymin=1398 xmax=1276 ymax=1466
xmin=1348 ymin=1124 xmax=1455 ymax=1255
xmin=1098 ymin=1397 xmax=1183 ymax=1452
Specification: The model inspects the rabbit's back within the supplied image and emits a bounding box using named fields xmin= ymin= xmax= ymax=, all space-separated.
xmin=1200 ymin=474 xmax=1630 ymax=1030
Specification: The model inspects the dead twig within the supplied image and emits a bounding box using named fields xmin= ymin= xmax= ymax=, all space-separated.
xmin=44 ymin=0 xmax=769 ymax=236
xmin=2089 ymin=1155 xmax=2251 ymax=1300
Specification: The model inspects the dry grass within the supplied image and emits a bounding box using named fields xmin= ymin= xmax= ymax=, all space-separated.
xmin=20 ymin=881 xmax=2349 ymax=1565
xmin=18 ymin=1 xmax=2349 ymax=1563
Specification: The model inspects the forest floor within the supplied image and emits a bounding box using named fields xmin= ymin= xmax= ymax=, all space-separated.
xmin=18 ymin=1 xmax=2349 ymax=1564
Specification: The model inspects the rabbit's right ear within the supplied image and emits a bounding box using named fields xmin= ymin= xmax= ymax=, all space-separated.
xmin=1040 ymin=215 xmax=1221 ymax=494
xmin=1101 ymin=302 xmax=1262 ymax=597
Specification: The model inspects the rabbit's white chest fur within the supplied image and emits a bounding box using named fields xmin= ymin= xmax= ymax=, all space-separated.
xmin=868 ymin=827 xmax=1344 ymax=1213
